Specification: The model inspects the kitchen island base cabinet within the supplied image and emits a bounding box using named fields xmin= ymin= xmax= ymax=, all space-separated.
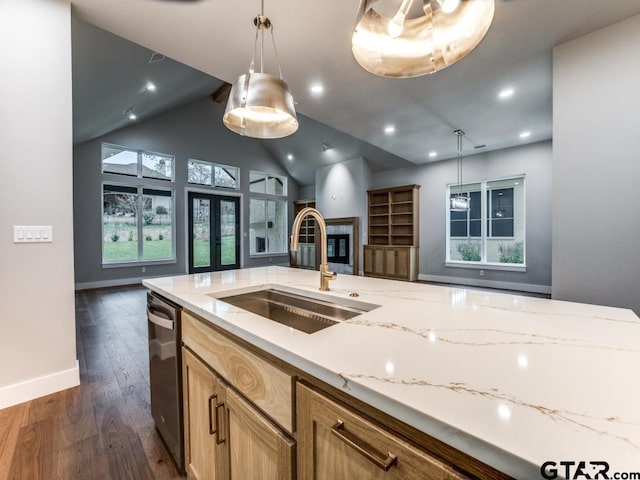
xmin=297 ymin=383 xmax=468 ymax=480
xmin=183 ymin=348 xmax=295 ymax=480
xmin=183 ymin=348 xmax=224 ymax=480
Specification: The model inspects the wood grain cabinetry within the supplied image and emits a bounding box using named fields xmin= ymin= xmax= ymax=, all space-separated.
xmin=224 ymin=385 xmax=295 ymax=480
xmin=364 ymin=245 xmax=418 ymax=281
xmin=181 ymin=309 xmax=510 ymax=480
xmin=182 ymin=315 xmax=295 ymax=480
xmin=291 ymin=200 xmax=319 ymax=270
xmin=183 ymin=348 xmax=224 ymax=480
xmin=297 ymin=383 xmax=469 ymax=480
xmin=182 ymin=311 xmax=294 ymax=432
xmin=365 ymin=185 xmax=420 ymax=281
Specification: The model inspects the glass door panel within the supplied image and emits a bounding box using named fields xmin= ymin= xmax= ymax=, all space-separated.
xmin=189 ymin=192 xmax=240 ymax=273
xmin=219 ymin=200 xmax=237 ymax=267
xmin=192 ymin=198 xmax=211 ymax=269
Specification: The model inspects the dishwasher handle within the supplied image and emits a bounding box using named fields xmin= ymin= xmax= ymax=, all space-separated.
xmin=147 ymin=306 xmax=175 ymax=330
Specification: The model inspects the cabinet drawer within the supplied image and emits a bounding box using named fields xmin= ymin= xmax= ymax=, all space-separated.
xmin=297 ymin=383 xmax=469 ymax=480
xmin=182 ymin=311 xmax=294 ymax=433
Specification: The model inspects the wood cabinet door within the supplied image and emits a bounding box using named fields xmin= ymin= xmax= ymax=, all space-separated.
xmin=364 ymin=246 xmax=386 ymax=276
xmin=223 ymin=385 xmax=295 ymax=480
xmin=297 ymin=383 xmax=468 ymax=480
xmin=183 ymin=348 xmax=226 ymax=480
xmin=393 ymin=248 xmax=411 ymax=279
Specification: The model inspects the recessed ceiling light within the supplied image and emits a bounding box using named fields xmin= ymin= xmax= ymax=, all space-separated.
xmin=498 ymin=87 xmax=514 ymax=100
xmin=287 ymin=154 xmax=294 ymax=161
xmin=384 ymin=125 xmax=395 ymax=134
xmin=428 ymin=151 xmax=437 ymax=158
xmin=310 ymin=83 xmax=324 ymax=95
xmin=519 ymin=131 xmax=531 ymax=139
xmin=124 ymin=108 xmax=137 ymax=120
xmin=145 ymin=82 xmax=156 ymax=92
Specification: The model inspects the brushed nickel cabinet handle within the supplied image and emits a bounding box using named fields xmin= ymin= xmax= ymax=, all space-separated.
xmin=215 ymin=401 xmax=226 ymax=445
xmin=208 ymin=394 xmax=217 ymax=435
xmin=331 ymin=420 xmax=397 ymax=471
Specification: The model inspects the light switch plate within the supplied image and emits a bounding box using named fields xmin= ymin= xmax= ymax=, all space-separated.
xmin=13 ymin=225 xmax=53 ymax=243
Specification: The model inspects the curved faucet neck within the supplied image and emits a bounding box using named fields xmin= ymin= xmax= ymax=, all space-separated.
xmin=290 ymin=207 xmax=336 ymax=291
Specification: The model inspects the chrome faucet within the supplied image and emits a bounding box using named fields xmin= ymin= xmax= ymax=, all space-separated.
xmin=290 ymin=207 xmax=337 ymax=291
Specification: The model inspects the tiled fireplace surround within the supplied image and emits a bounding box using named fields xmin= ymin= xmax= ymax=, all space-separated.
xmin=326 ymin=217 xmax=359 ymax=276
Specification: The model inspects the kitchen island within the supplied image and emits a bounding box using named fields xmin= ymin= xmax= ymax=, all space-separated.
xmin=144 ymin=266 xmax=640 ymax=479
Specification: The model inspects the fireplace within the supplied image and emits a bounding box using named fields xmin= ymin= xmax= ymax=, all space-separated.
xmin=327 ymin=234 xmax=350 ymax=264
xmin=325 ymin=217 xmax=360 ymax=275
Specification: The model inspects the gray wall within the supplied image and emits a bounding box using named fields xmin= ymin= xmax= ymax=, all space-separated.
xmin=0 ymin=0 xmax=78 ymax=407
xmin=553 ymin=14 xmax=640 ymax=314
xmin=315 ymin=157 xmax=373 ymax=273
xmin=74 ymin=98 xmax=299 ymax=287
xmin=372 ymin=141 xmax=553 ymax=291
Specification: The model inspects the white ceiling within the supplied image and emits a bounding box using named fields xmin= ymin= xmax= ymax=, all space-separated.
xmin=70 ymin=0 xmax=640 ymax=185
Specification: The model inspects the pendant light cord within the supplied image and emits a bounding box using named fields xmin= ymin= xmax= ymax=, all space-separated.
xmin=248 ymin=0 xmax=285 ymax=79
xmin=455 ymin=129 xmax=465 ymax=195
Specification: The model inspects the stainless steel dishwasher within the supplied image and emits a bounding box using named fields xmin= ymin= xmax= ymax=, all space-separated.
xmin=147 ymin=291 xmax=184 ymax=472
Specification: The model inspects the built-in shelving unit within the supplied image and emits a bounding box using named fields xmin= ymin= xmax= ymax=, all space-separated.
xmin=290 ymin=200 xmax=319 ymax=270
xmin=294 ymin=200 xmax=316 ymax=245
xmin=364 ymin=185 xmax=420 ymax=281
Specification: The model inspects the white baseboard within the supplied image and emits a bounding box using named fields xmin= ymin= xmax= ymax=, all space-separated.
xmin=418 ymin=274 xmax=552 ymax=295
xmin=0 ymin=361 xmax=80 ymax=410
xmin=75 ymin=277 xmax=144 ymax=290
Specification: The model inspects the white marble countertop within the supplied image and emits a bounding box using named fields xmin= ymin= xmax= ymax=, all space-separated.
xmin=143 ymin=266 xmax=640 ymax=479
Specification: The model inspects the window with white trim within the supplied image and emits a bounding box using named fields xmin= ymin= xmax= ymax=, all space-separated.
xmin=102 ymin=143 xmax=174 ymax=181
xmin=102 ymin=185 xmax=175 ymax=265
xmin=447 ymin=176 xmax=525 ymax=267
xmin=249 ymin=170 xmax=288 ymax=255
xmin=187 ymin=159 xmax=239 ymax=190
xmin=249 ymin=171 xmax=287 ymax=196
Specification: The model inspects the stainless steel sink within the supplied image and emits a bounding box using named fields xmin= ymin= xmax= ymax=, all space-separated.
xmin=215 ymin=287 xmax=379 ymax=334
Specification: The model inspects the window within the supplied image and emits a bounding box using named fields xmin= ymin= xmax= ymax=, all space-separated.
xmin=249 ymin=198 xmax=287 ymax=255
xmin=142 ymin=152 xmax=173 ymax=181
xmin=102 ymin=143 xmax=174 ymax=181
xmin=450 ymin=185 xmax=481 ymax=238
xmin=249 ymin=171 xmax=287 ymax=196
xmin=103 ymin=184 xmax=174 ymax=264
xmin=447 ymin=176 xmax=525 ymax=267
xmin=187 ymin=159 xmax=239 ymax=190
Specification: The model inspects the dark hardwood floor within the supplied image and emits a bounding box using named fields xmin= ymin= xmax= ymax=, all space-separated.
xmin=0 ymin=285 xmax=185 ymax=480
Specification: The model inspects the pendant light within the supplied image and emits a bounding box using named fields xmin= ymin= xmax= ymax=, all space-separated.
xmin=223 ymin=1 xmax=298 ymax=139
xmin=352 ymin=0 xmax=495 ymax=78
xmin=450 ymin=129 xmax=469 ymax=211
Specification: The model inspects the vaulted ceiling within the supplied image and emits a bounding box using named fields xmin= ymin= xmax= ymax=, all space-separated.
xmin=70 ymin=0 xmax=640 ymax=185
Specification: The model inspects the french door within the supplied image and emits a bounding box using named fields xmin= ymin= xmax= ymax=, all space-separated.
xmin=188 ymin=192 xmax=240 ymax=273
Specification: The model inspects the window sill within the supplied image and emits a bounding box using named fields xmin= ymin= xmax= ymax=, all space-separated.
xmin=446 ymin=261 xmax=526 ymax=273
xmin=102 ymin=259 xmax=177 ymax=269
xmin=249 ymin=253 xmax=289 ymax=258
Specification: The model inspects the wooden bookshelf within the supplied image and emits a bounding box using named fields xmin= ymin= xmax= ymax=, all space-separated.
xmin=364 ymin=185 xmax=420 ymax=281
xmin=290 ymin=200 xmax=319 ymax=270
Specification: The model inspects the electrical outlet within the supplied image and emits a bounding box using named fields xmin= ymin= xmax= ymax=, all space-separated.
xmin=479 ymin=269 xmax=485 ymax=276
xmin=142 ymin=266 xmax=146 ymax=273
